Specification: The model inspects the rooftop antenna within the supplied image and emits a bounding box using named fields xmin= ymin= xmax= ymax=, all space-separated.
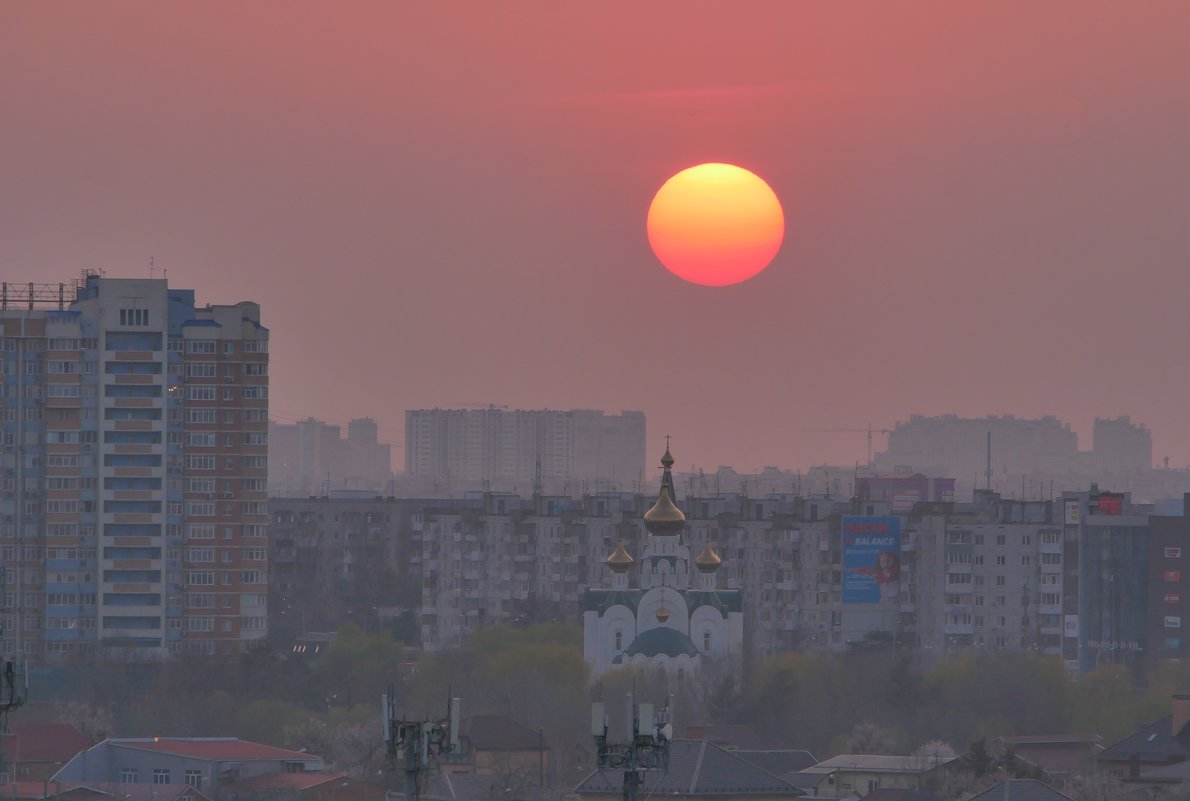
xmin=985 ymin=431 xmax=993 ymax=491
xmin=149 ymin=255 xmax=155 ymax=279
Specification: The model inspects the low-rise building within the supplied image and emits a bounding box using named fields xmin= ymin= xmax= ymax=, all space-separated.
xmin=54 ymin=738 xmax=324 ymax=800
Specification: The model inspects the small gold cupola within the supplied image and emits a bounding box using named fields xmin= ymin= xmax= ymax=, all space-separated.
xmin=695 ymin=542 xmax=722 ymax=572
xmin=607 ymin=540 xmax=635 ymax=572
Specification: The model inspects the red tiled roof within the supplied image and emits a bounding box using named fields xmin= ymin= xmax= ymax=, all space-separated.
xmin=111 ymin=738 xmax=318 ymax=762
xmin=230 ymin=773 xmax=347 ymax=792
xmin=5 ymin=724 xmax=92 ymax=762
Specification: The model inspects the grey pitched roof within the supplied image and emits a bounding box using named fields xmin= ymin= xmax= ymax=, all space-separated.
xmin=731 ymin=749 xmax=817 ymax=777
xmin=966 ymin=780 xmax=1074 ymax=801
xmin=1099 ymin=715 xmax=1190 ymax=764
xmin=575 ymin=740 xmax=804 ymax=797
xmin=861 ymin=791 xmax=941 ymax=801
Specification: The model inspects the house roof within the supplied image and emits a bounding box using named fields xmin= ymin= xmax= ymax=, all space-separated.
xmin=966 ymin=779 xmax=1074 ymax=801
xmin=3 ymin=724 xmax=91 ymax=762
xmin=731 ymin=750 xmax=818 ymax=777
xmin=810 ymin=755 xmax=957 ymax=774
xmin=109 ymin=737 xmax=319 ymax=762
xmin=1130 ymin=760 xmax=1190 ymax=783
xmin=575 ymin=740 xmax=804 ymax=797
xmin=228 ymin=773 xmax=349 ymax=792
xmin=0 ymin=783 xmax=53 ymax=799
xmin=1098 ymin=715 xmax=1190 ymax=764
xmin=861 ymin=790 xmax=941 ymax=801
xmin=460 ymin=716 xmax=547 ymax=752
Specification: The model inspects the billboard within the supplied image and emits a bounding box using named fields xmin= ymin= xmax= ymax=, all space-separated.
xmin=842 ymin=516 xmax=902 ymax=605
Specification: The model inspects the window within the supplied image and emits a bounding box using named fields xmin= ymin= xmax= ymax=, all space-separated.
xmin=188 ymin=571 xmax=215 ymax=586
xmin=187 ymin=386 xmax=216 ymax=401
xmin=153 ymin=769 xmax=170 ymax=785
xmin=188 ymin=478 xmax=216 ymax=494
xmin=1021 ymin=555 xmax=1032 ymax=566
xmin=1042 ymin=553 xmax=1061 ymax=565
xmin=243 ymin=363 xmax=267 ymax=376
xmin=119 ymin=308 xmax=149 ymax=326
xmin=187 ymin=455 xmax=216 ymax=471
xmin=187 ymin=409 xmax=216 ymax=424
xmin=703 ymin=631 xmax=711 ymax=651
xmin=996 ymin=534 xmax=1006 ymax=546
xmin=187 ymin=340 xmax=216 ymax=354
xmin=185 ymin=362 xmax=216 ymax=378
xmin=184 ymin=771 xmax=202 ymax=790
xmin=188 ymin=432 xmax=216 ymax=448
xmin=121 ymin=768 xmax=139 ymax=784
xmin=242 ymin=340 xmax=268 ymax=353
xmin=245 ymin=548 xmax=267 ymax=561
xmin=995 ymin=555 xmax=1006 ymax=566
xmin=241 ymin=570 xmax=263 ymax=584
xmin=187 ymin=548 xmax=215 ymax=563
xmin=242 ymin=386 xmax=268 ymax=400
xmin=187 ymin=502 xmax=216 ymax=517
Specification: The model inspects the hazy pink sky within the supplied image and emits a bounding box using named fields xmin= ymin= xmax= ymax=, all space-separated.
xmin=5 ymin=2 xmax=1190 ymax=471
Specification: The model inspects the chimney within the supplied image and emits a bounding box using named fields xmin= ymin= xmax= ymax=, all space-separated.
xmin=1172 ymin=694 xmax=1190 ymax=737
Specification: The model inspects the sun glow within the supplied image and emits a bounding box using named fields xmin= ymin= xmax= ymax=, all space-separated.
xmin=646 ymin=163 xmax=784 ymax=287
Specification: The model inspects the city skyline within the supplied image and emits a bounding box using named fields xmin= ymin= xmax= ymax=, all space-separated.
xmin=6 ymin=4 xmax=1190 ymax=472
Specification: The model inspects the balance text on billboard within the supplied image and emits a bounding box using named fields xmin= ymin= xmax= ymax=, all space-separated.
xmin=842 ymin=516 xmax=902 ymax=605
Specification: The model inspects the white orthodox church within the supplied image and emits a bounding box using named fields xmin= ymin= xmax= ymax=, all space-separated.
xmin=583 ymin=447 xmax=744 ymax=676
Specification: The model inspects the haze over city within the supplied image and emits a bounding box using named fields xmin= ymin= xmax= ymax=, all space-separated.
xmin=7 ymin=3 xmax=1190 ymax=471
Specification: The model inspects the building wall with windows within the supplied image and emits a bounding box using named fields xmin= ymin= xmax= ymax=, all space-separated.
xmin=0 ymin=274 xmax=267 ymax=664
xmin=1147 ymin=509 xmax=1190 ymax=668
xmin=403 ymin=408 xmax=645 ymax=494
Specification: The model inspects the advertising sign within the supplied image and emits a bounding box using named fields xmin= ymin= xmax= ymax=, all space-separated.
xmin=1096 ymin=493 xmax=1124 ymax=515
xmin=1064 ymin=615 xmax=1079 ymax=638
xmin=1064 ymin=501 xmax=1081 ymax=526
xmin=842 ymin=516 xmax=902 ymax=605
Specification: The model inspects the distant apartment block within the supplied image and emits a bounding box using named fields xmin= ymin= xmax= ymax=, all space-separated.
xmin=403 ymin=408 xmax=645 ymax=493
xmin=0 ymin=273 xmax=268 ymax=663
xmin=873 ymin=413 xmax=1157 ymax=497
xmin=269 ymin=416 xmax=392 ymax=495
xmin=1093 ymin=415 xmax=1152 ymax=473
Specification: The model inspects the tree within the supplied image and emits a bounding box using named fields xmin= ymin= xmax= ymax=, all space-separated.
xmin=846 ymin=721 xmax=897 ymax=755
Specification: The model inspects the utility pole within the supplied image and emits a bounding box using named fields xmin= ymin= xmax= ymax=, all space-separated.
xmin=591 ymin=694 xmax=672 ymax=801
xmin=383 ymin=691 xmax=460 ymax=801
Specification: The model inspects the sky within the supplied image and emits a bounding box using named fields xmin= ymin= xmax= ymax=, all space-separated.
xmin=4 ymin=2 xmax=1190 ymax=472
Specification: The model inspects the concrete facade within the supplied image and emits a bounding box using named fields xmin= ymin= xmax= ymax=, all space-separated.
xmin=0 ymin=274 xmax=268 ymax=664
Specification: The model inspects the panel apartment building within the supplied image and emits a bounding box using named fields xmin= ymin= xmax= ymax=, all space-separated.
xmin=404 ymin=408 xmax=645 ymax=495
xmin=0 ymin=274 xmax=268 ymax=663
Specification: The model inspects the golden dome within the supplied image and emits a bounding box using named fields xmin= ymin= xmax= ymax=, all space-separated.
xmin=655 ymin=605 xmax=671 ymax=623
xmin=695 ymin=542 xmax=722 ymax=572
xmin=607 ymin=540 xmax=635 ymax=572
xmin=644 ymin=484 xmax=686 ymax=535
xmin=661 ymin=448 xmax=675 ymax=469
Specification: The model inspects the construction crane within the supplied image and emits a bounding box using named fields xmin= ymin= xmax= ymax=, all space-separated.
xmin=812 ymin=424 xmax=892 ymax=467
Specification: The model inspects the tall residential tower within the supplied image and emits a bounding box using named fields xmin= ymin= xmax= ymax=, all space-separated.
xmin=0 ymin=274 xmax=268 ymax=663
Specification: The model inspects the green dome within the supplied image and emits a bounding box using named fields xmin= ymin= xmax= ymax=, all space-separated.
xmin=623 ymin=627 xmax=699 ymax=658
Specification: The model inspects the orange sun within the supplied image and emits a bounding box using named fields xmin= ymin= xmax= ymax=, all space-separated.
xmin=646 ymin=163 xmax=784 ymax=287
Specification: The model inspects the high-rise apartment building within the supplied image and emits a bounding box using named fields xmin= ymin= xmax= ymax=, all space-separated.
xmin=404 ymin=408 xmax=645 ymax=494
xmin=268 ymin=416 xmax=392 ymax=495
xmin=0 ymin=274 xmax=268 ymax=663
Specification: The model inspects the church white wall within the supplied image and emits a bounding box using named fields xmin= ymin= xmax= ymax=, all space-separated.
xmin=637 ymin=587 xmax=690 ymax=634
xmin=689 ymin=606 xmax=728 ymax=654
